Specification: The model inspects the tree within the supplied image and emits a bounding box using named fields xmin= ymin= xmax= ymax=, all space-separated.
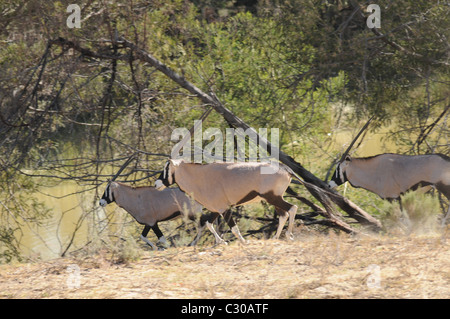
xmin=1 ymin=0 xmax=448 ymax=261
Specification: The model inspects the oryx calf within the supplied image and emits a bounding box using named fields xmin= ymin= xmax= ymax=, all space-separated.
xmin=99 ymin=181 xmax=204 ymax=249
xmin=155 ymin=159 xmax=298 ymax=241
xmin=328 ymin=153 xmax=450 ymax=220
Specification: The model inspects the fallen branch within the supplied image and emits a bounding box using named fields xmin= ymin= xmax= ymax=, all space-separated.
xmin=117 ymin=36 xmax=382 ymax=232
xmin=49 ymin=36 xmax=382 ymax=233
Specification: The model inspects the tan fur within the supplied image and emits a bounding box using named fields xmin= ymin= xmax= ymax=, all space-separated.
xmin=343 ymin=154 xmax=450 ymax=199
xmin=159 ymin=160 xmax=298 ymax=239
xmin=171 ymin=161 xmax=291 ymax=212
xmin=111 ymin=182 xmax=202 ymax=226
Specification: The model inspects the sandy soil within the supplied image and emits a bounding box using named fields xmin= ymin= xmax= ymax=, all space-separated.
xmin=0 ymin=231 xmax=449 ymax=299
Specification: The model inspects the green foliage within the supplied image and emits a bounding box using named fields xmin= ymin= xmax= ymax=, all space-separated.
xmin=0 ymin=0 xmax=448 ymax=262
xmin=0 ymin=172 xmax=52 ymax=263
xmin=0 ymin=226 xmax=22 ymax=264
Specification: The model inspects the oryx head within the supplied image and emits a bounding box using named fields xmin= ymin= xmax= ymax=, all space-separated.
xmin=328 ymin=156 xmax=351 ymax=189
xmin=328 ymin=116 xmax=374 ymax=189
xmin=99 ymin=181 xmax=116 ymax=207
xmin=99 ymin=153 xmax=137 ymax=206
xmin=155 ymin=159 xmax=183 ymax=190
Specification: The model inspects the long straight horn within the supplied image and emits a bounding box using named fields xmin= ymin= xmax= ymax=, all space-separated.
xmin=171 ymin=106 xmax=213 ymax=159
xmin=339 ymin=116 xmax=374 ymax=163
xmin=111 ymin=152 xmax=137 ymax=182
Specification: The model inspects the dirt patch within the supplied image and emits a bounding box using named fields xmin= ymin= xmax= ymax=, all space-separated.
xmin=1 ymin=231 xmax=449 ymax=298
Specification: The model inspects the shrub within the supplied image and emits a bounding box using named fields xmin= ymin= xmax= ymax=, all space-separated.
xmin=380 ymin=190 xmax=441 ymax=235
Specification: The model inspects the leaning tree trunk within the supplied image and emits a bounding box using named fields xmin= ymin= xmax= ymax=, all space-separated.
xmin=49 ymin=36 xmax=382 ymax=233
xmin=116 ymin=37 xmax=382 ymax=232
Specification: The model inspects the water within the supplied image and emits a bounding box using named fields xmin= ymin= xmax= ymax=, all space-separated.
xmin=17 ymin=182 xmax=91 ymax=260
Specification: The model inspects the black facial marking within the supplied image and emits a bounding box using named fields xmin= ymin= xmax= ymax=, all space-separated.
xmin=101 ymin=183 xmax=115 ymax=204
xmin=156 ymin=161 xmax=173 ymax=187
xmin=330 ymin=163 xmax=345 ymax=186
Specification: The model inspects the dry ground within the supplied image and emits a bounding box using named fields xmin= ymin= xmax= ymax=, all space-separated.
xmin=1 ymin=231 xmax=449 ymax=299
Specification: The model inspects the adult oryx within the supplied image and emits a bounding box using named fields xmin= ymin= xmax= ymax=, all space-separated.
xmin=328 ymin=153 xmax=450 ymax=220
xmin=155 ymin=159 xmax=298 ymax=241
xmin=99 ymin=181 xmax=211 ymax=249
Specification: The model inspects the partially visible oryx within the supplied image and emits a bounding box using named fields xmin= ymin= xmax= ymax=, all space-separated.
xmin=328 ymin=153 xmax=450 ymax=219
xmin=327 ymin=116 xmax=450 ymax=223
xmin=99 ymin=181 xmax=209 ymax=249
xmin=155 ymin=159 xmax=298 ymax=241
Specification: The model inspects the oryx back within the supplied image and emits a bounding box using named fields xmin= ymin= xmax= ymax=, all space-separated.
xmin=156 ymin=159 xmax=298 ymax=240
xmin=345 ymin=154 xmax=450 ymax=199
xmin=173 ymin=161 xmax=291 ymax=213
xmin=109 ymin=182 xmax=202 ymax=226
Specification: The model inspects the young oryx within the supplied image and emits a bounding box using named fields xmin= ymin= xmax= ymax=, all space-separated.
xmin=99 ymin=181 xmax=206 ymax=249
xmin=155 ymin=159 xmax=298 ymax=241
xmin=328 ymin=153 xmax=450 ymax=219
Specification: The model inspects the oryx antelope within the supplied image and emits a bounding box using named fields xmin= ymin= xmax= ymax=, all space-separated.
xmin=328 ymin=153 xmax=450 ymax=219
xmin=155 ymin=159 xmax=298 ymax=241
xmin=99 ymin=181 xmax=209 ymax=249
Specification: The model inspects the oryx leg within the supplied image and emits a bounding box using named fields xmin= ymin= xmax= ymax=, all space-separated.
xmin=287 ymin=205 xmax=297 ymax=239
xmin=436 ymin=183 xmax=450 ymax=226
xmin=140 ymin=224 xmax=168 ymax=249
xmin=397 ymin=197 xmax=403 ymax=212
xmin=140 ymin=225 xmax=157 ymax=250
xmin=199 ymin=212 xmax=228 ymax=245
xmin=223 ymin=209 xmax=246 ymax=244
xmin=190 ymin=212 xmax=217 ymax=246
xmin=274 ymin=209 xmax=289 ymax=240
xmin=263 ymin=193 xmax=297 ymax=240
xmin=151 ymin=223 xmax=168 ymax=247
xmin=206 ymin=222 xmax=227 ymax=246
xmin=189 ymin=222 xmax=204 ymax=246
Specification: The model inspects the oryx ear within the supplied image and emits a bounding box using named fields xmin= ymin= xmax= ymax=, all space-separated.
xmin=345 ymin=156 xmax=352 ymax=162
xmin=169 ymin=158 xmax=184 ymax=167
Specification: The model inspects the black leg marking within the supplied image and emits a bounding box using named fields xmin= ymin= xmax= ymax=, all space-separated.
xmin=223 ymin=209 xmax=237 ymax=228
xmin=151 ymin=223 xmax=164 ymax=240
xmin=141 ymin=225 xmax=151 ymax=238
xmin=140 ymin=225 xmax=156 ymax=249
xmin=398 ymin=198 xmax=403 ymax=212
xmin=200 ymin=212 xmax=220 ymax=227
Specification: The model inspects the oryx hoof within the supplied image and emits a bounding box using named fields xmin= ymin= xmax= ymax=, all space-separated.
xmin=140 ymin=235 xmax=157 ymax=250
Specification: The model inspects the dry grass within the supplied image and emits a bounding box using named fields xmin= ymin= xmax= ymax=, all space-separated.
xmin=1 ymin=229 xmax=449 ymax=299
